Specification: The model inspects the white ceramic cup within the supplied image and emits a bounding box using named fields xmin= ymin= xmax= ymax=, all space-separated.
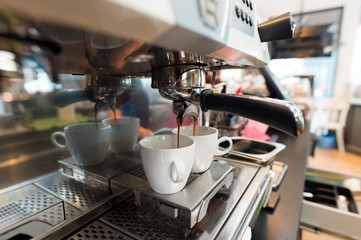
xmin=139 ymin=134 xmax=195 ymax=194
xmin=173 ymin=125 xmax=233 ymax=173
xmin=51 ymin=122 xmax=111 ymax=166
xmin=343 ymin=178 xmax=361 ymax=192
xmin=102 ymin=117 xmax=140 ymax=153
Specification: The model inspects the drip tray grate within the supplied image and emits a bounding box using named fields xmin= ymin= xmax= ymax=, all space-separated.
xmin=65 ymin=220 xmax=133 ymax=240
xmin=36 ymin=173 xmax=110 ymax=211
xmin=0 ymin=184 xmax=63 ymax=232
xmin=37 ymin=202 xmax=81 ymax=226
xmin=100 ymin=199 xmax=191 ymax=240
xmin=111 ymin=162 xmax=234 ymax=228
xmin=0 ymin=202 xmax=30 ymax=226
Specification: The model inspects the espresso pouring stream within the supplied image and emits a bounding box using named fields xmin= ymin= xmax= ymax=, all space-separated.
xmin=94 ymin=105 xmax=116 ymax=130
xmin=177 ymin=118 xmax=196 ymax=148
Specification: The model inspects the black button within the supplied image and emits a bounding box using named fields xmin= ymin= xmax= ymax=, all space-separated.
xmin=244 ymin=12 xmax=248 ymax=24
xmin=249 ymin=16 xmax=253 ymax=26
xmin=242 ymin=0 xmax=246 ymax=3
xmin=245 ymin=0 xmax=250 ymax=7
xmin=249 ymin=0 xmax=253 ymax=10
xmin=240 ymin=9 xmax=245 ymax=21
xmin=235 ymin=6 xmax=240 ymax=18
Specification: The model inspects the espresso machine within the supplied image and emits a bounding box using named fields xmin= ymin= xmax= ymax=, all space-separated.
xmin=0 ymin=0 xmax=303 ymax=239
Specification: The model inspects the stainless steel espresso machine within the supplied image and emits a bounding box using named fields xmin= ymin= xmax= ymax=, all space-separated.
xmin=0 ymin=0 xmax=303 ymax=239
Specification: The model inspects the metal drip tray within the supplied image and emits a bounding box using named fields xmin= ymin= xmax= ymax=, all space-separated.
xmin=65 ymin=220 xmax=132 ymax=240
xmin=95 ymin=160 xmax=270 ymax=240
xmin=0 ymin=185 xmax=64 ymax=233
xmin=35 ymin=173 xmax=112 ymax=211
xmin=0 ymin=183 xmax=67 ymax=235
xmin=100 ymin=198 xmax=190 ymax=239
xmin=58 ymin=152 xmax=142 ymax=193
xmin=110 ymin=162 xmax=234 ymax=228
xmin=58 ymin=152 xmax=234 ymax=228
xmin=0 ymin=172 xmax=125 ymax=239
xmin=219 ymin=136 xmax=285 ymax=164
xmin=0 ymin=158 xmax=270 ymax=240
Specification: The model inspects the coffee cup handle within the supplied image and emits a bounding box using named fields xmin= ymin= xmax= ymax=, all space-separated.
xmin=170 ymin=160 xmax=186 ymax=183
xmin=214 ymin=136 xmax=233 ymax=156
xmin=51 ymin=132 xmax=68 ymax=149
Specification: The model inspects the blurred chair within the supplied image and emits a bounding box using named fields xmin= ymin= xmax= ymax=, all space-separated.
xmin=314 ymin=98 xmax=350 ymax=153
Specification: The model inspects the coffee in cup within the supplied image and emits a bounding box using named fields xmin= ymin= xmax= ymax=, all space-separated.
xmin=139 ymin=134 xmax=195 ymax=194
xmin=51 ymin=122 xmax=110 ymax=166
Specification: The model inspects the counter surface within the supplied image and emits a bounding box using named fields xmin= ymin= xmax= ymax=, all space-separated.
xmin=252 ymin=126 xmax=310 ymax=240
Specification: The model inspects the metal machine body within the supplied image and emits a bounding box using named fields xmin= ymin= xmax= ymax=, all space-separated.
xmin=0 ymin=0 xmax=298 ymax=239
xmin=0 ymin=153 xmax=273 ymax=240
xmin=0 ymin=0 xmax=303 ymax=137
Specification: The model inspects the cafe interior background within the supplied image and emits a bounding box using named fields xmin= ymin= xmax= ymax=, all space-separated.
xmin=1 ymin=0 xmax=361 ymax=239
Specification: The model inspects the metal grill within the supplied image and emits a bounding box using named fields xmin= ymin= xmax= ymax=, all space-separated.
xmin=100 ymin=199 xmax=191 ymax=240
xmin=65 ymin=221 xmax=132 ymax=240
xmin=0 ymin=202 xmax=29 ymax=226
xmin=16 ymin=191 xmax=59 ymax=214
xmin=0 ymin=184 xmax=62 ymax=231
xmin=37 ymin=202 xmax=80 ymax=226
xmin=126 ymin=166 xmax=146 ymax=178
xmin=36 ymin=174 xmax=110 ymax=210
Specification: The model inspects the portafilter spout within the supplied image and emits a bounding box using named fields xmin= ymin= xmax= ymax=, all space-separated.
xmin=158 ymin=88 xmax=200 ymax=125
xmin=151 ymin=58 xmax=205 ymax=126
xmin=173 ymin=101 xmax=199 ymax=125
xmin=88 ymin=75 xmax=131 ymax=116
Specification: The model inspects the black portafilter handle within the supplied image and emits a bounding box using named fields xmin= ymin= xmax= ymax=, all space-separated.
xmin=200 ymin=89 xmax=304 ymax=137
xmin=258 ymin=12 xmax=296 ymax=42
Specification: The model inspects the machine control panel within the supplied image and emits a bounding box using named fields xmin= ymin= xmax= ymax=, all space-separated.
xmin=231 ymin=0 xmax=255 ymax=37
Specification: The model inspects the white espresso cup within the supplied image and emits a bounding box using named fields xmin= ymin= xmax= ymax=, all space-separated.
xmin=102 ymin=117 xmax=140 ymax=153
xmin=343 ymin=178 xmax=361 ymax=192
xmin=173 ymin=125 xmax=233 ymax=173
xmin=51 ymin=122 xmax=111 ymax=166
xmin=139 ymin=134 xmax=195 ymax=194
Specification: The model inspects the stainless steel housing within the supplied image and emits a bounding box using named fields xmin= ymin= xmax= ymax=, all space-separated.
xmin=0 ymin=0 xmax=299 ymax=239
